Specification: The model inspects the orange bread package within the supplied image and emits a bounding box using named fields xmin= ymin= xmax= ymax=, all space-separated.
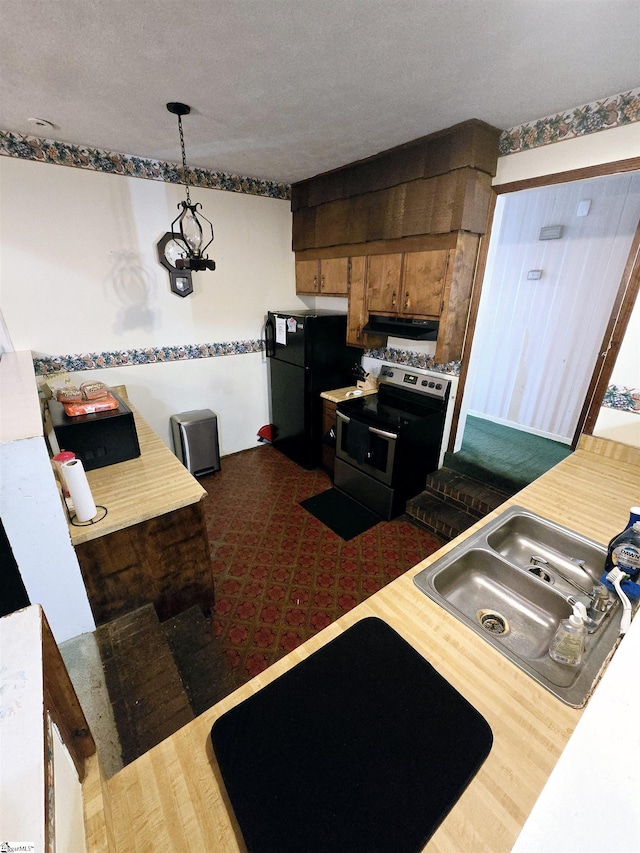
xmin=63 ymin=392 xmax=120 ymax=417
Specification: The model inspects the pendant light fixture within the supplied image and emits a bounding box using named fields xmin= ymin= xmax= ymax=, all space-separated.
xmin=166 ymin=102 xmax=216 ymax=273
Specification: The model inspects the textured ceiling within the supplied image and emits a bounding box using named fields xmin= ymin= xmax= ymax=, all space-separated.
xmin=1 ymin=0 xmax=638 ymax=184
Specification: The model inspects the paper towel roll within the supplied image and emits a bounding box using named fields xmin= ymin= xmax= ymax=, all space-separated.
xmin=61 ymin=458 xmax=97 ymax=522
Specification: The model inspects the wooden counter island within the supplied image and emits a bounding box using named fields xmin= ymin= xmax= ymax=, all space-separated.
xmin=83 ymin=435 xmax=640 ymax=852
xmin=67 ymin=388 xmax=214 ymax=625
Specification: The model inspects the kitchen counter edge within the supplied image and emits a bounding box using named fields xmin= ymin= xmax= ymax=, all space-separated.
xmin=99 ymin=435 xmax=640 ymax=852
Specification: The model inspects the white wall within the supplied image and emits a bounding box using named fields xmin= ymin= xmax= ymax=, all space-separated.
xmin=465 ymin=173 xmax=640 ymax=441
xmin=0 ymin=157 xmax=302 ymax=642
xmin=0 ymin=352 xmax=94 ymax=642
xmin=62 ymin=353 xmax=270 ymax=454
xmin=1 ymin=433 xmax=95 ymax=641
xmin=0 ymin=606 xmax=88 ymax=851
xmin=494 ymin=123 xmax=640 ymax=185
xmin=455 ymin=123 xmax=640 ymax=447
xmin=593 ymin=291 xmax=640 ymax=448
xmin=0 ymin=607 xmax=47 ymax=850
xmin=0 ymin=156 xmax=303 ymax=454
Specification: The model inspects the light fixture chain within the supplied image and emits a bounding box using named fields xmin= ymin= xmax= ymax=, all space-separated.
xmin=177 ymin=114 xmax=191 ymax=206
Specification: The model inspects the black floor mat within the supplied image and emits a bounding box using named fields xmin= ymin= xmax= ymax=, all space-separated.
xmin=211 ymin=617 xmax=493 ymax=853
xmin=300 ymin=488 xmax=381 ymax=539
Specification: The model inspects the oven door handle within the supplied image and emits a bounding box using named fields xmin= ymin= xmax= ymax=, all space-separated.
xmin=369 ymin=426 xmax=398 ymax=441
xmin=337 ymin=411 xmax=397 ymax=442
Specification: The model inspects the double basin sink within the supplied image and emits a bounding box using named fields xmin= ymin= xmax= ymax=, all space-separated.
xmin=414 ymin=506 xmax=623 ymax=707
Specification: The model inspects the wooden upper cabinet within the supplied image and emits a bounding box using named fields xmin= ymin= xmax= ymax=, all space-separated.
xmin=295 ymin=259 xmax=319 ymax=293
xmin=402 ymin=250 xmax=448 ymax=317
xmin=366 ymin=254 xmax=403 ymax=314
xmin=365 ymin=250 xmax=448 ymax=319
xmin=347 ymin=256 xmax=389 ymax=349
xmin=296 ymin=257 xmax=350 ymax=295
xmin=319 ymin=257 xmax=349 ymax=295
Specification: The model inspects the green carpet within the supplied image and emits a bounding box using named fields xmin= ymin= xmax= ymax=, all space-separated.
xmin=445 ymin=415 xmax=573 ymax=493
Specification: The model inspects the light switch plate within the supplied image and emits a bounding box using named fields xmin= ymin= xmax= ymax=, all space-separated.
xmin=539 ymin=225 xmax=563 ymax=240
xmin=576 ymin=199 xmax=592 ymax=217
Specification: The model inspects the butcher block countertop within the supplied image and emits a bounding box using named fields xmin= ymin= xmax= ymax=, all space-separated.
xmin=320 ymin=384 xmax=377 ymax=403
xmin=86 ymin=435 xmax=640 ymax=852
xmin=67 ymin=387 xmax=206 ymax=546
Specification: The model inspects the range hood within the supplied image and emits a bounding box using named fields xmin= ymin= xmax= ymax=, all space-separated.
xmin=362 ymin=314 xmax=439 ymax=341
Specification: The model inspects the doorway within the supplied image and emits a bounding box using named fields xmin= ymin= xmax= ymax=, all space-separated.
xmin=455 ymin=171 xmax=640 ymax=467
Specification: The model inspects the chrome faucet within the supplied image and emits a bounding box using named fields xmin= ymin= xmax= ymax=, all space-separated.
xmin=529 ymin=555 xmax=612 ymax=628
xmin=530 ymin=555 xmax=593 ymax=596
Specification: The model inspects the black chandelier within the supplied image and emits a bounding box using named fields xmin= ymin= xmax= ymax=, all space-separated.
xmin=166 ymin=102 xmax=216 ymax=272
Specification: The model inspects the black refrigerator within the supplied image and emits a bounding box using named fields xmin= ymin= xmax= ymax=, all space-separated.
xmin=265 ymin=310 xmax=360 ymax=469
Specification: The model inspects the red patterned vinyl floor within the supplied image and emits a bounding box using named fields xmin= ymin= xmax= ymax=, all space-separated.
xmin=199 ymin=445 xmax=444 ymax=690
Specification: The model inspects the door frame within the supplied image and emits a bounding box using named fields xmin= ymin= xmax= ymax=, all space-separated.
xmin=449 ymin=155 xmax=640 ymax=452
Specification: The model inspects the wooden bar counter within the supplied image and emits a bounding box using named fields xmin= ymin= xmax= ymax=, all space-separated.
xmin=67 ymin=388 xmax=214 ymax=625
xmin=84 ymin=435 xmax=640 ymax=852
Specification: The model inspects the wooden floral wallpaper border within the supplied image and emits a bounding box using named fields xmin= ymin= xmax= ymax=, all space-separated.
xmin=499 ymin=88 xmax=639 ymax=154
xmin=602 ymin=385 xmax=640 ymax=415
xmin=31 ymin=346 xmax=638 ymax=414
xmin=33 ymin=341 xmax=265 ymax=375
xmin=0 ymin=130 xmax=289 ymax=199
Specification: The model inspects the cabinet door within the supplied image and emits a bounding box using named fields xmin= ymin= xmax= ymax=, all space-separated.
xmin=347 ymin=256 xmax=367 ymax=347
xmin=295 ymin=259 xmax=319 ymax=294
xmin=366 ymin=253 xmax=403 ymax=314
xmin=435 ymin=232 xmax=480 ymax=363
xmin=401 ymin=250 xmax=449 ymax=317
xmin=319 ymin=257 xmax=349 ymax=295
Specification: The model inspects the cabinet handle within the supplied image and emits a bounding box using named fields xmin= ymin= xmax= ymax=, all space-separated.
xmin=404 ymin=292 xmax=409 ymax=310
xmin=391 ymin=290 xmax=397 ymax=307
xmin=320 ymin=275 xmax=325 ymax=290
xmin=313 ymin=276 xmax=318 ymax=289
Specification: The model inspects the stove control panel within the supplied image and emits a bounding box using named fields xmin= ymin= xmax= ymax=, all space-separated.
xmin=378 ymin=364 xmax=451 ymax=400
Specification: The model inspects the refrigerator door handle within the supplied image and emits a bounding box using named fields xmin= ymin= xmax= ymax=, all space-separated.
xmin=265 ymin=316 xmax=276 ymax=358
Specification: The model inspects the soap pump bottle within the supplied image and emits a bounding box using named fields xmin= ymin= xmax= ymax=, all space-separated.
xmin=548 ymin=602 xmax=587 ymax=666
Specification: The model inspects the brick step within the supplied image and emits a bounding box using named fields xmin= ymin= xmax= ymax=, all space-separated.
xmin=423 ymin=468 xmax=513 ymax=517
xmin=406 ymin=468 xmax=513 ymax=541
xmin=96 ymin=604 xmax=194 ymax=766
xmin=162 ymin=606 xmax=236 ymax=716
xmin=405 ymin=491 xmax=478 ymax=541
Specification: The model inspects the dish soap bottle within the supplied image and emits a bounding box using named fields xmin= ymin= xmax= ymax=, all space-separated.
xmin=548 ymin=602 xmax=587 ymax=666
xmin=604 ymin=519 xmax=640 ymax=582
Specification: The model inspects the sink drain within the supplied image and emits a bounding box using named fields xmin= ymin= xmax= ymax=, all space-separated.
xmin=477 ymin=609 xmax=509 ymax=635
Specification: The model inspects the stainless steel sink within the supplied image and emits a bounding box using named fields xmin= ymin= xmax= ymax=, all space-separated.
xmin=414 ymin=506 xmax=622 ymax=707
xmin=485 ymin=512 xmax=606 ymax=588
